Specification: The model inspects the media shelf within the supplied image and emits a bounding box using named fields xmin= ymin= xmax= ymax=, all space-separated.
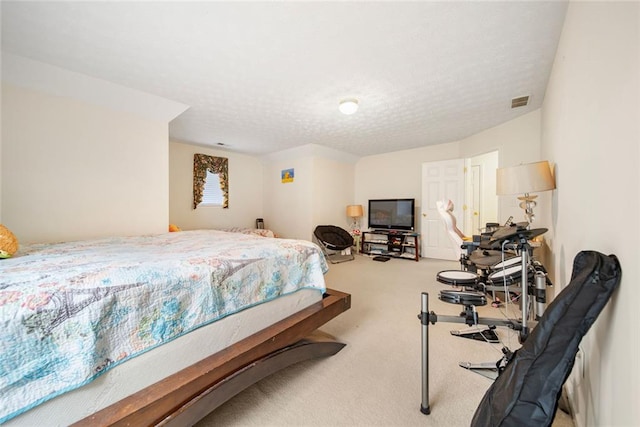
xmin=361 ymin=230 xmax=420 ymax=262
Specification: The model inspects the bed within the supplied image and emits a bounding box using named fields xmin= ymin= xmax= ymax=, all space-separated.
xmin=0 ymin=229 xmax=350 ymax=426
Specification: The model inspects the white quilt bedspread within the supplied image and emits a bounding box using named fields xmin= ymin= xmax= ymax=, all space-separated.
xmin=0 ymin=230 xmax=327 ymax=423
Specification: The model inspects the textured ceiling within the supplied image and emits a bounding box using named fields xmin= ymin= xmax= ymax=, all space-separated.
xmin=1 ymin=1 xmax=568 ymax=157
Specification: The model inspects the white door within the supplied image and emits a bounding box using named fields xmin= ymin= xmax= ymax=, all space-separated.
xmin=470 ymin=164 xmax=482 ymax=234
xmin=421 ymin=159 xmax=465 ymax=260
xmin=467 ymin=150 xmax=499 ymax=232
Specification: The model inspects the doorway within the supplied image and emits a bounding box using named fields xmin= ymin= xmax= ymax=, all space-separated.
xmin=464 ymin=150 xmax=499 ymax=236
xmin=421 ymin=159 xmax=465 ymax=260
xmin=421 ymin=150 xmax=499 ymax=260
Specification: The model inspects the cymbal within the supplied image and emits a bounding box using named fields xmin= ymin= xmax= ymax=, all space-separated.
xmin=489 ymin=224 xmax=526 ymax=242
xmin=488 ymin=226 xmax=547 ymax=248
xmin=469 ymin=250 xmax=512 ymax=268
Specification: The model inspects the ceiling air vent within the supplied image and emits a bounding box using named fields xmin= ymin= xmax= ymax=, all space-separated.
xmin=511 ymin=96 xmax=530 ymax=109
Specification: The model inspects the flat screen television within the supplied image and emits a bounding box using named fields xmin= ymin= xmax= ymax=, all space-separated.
xmin=368 ymin=198 xmax=415 ymax=231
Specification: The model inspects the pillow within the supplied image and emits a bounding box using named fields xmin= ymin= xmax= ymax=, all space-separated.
xmin=0 ymin=224 xmax=19 ymax=258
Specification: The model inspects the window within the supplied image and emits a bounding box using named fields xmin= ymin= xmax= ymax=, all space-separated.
xmin=199 ymin=170 xmax=225 ymax=207
xmin=193 ymin=154 xmax=228 ymax=209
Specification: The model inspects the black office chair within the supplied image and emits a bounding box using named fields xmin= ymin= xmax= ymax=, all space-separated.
xmin=313 ymin=225 xmax=355 ymax=264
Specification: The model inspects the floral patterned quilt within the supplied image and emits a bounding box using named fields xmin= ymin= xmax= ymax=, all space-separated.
xmin=217 ymin=227 xmax=276 ymax=238
xmin=0 ymin=230 xmax=328 ymax=423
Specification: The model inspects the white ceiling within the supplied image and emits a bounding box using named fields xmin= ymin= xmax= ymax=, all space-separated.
xmin=1 ymin=1 xmax=568 ymax=157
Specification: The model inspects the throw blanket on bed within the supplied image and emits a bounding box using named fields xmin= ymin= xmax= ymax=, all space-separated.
xmin=217 ymin=227 xmax=276 ymax=238
xmin=0 ymin=230 xmax=327 ymax=423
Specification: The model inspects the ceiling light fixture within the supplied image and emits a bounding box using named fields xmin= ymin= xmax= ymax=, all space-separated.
xmin=339 ymin=99 xmax=359 ymax=115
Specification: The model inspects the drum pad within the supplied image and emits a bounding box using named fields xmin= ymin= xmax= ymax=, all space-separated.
xmin=439 ymin=290 xmax=487 ymax=306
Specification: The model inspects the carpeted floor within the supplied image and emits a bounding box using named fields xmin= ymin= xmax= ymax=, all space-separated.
xmin=197 ymin=255 xmax=574 ymax=427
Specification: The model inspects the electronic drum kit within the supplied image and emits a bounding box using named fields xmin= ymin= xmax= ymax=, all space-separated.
xmin=419 ymin=224 xmax=554 ymax=415
xmin=431 ymin=224 xmax=553 ymax=348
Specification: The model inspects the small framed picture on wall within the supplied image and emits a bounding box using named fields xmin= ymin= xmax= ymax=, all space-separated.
xmin=281 ymin=168 xmax=294 ymax=183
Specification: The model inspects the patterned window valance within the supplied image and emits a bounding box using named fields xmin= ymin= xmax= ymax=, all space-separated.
xmin=193 ymin=154 xmax=229 ymax=209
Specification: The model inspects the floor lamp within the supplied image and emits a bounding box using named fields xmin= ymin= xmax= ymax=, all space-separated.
xmin=496 ymin=161 xmax=556 ymax=223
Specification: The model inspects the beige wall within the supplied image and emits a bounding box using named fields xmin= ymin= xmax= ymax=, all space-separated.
xmin=541 ymin=2 xmax=639 ymax=426
xmin=355 ymin=110 xmax=544 ymax=233
xmin=354 ymin=141 xmax=460 ymax=233
xmin=169 ymin=141 xmax=264 ymax=231
xmin=311 ymin=156 xmax=356 ymax=232
xmin=1 ymin=84 xmax=169 ymax=243
xmin=169 ymin=142 xmax=399 ymax=242
xmin=262 ymin=155 xmax=314 ymax=240
xmin=261 ymin=144 xmax=356 ymax=241
xmin=460 ymin=109 xmax=544 ymax=224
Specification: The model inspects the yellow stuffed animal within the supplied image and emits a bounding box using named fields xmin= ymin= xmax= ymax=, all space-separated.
xmin=0 ymin=224 xmax=19 ymax=259
xmin=168 ymin=224 xmax=181 ymax=232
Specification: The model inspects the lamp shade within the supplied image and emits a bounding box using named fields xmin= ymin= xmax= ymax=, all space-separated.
xmin=346 ymin=204 xmax=364 ymax=218
xmin=496 ymin=161 xmax=556 ymax=195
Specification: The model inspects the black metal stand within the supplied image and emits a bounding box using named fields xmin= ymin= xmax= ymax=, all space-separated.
xmin=419 ymin=293 xmax=431 ymax=415
xmin=419 ymin=292 xmax=520 ymax=414
xmin=450 ymin=326 xmax=500 ymax=343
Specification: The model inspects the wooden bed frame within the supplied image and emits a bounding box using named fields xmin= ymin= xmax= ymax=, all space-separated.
xmin=73 ymin=288 xmax=351 ymax=427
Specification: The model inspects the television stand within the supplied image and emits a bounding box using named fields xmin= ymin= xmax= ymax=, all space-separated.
xmin=361 ymin=230 xmax=420 ymax=262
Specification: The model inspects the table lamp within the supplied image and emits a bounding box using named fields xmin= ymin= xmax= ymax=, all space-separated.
xmin=496 ymin=160 xmax=556 ymax=223
xmin=346 ymin=204 xmax=364 ymax=232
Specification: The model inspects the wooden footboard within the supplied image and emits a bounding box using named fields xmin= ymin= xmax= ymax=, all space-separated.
xmin=74 ymin=288 xmax=351 ymax=427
